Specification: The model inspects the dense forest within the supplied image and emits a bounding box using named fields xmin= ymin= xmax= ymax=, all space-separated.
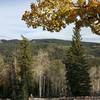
xmin=0 ymin=38 xmax=100 ymax=99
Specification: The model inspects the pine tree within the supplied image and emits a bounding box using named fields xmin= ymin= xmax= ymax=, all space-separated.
xmin=10 ymin=55 xmax=17 ymax=100
xmin=17 ymin=36 xmax=33 ymax=100
xmin=66 ymin=27 xmax=91 ymax=96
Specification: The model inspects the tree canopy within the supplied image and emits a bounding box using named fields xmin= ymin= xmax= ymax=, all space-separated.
xmin=22 ymin=0 xmax=100 ymax=35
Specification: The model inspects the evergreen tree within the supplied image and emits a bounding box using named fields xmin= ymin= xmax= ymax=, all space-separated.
xmin=10 ymin=55 xmax=17 ymax=100
xmin=66 ymin=27 xmax=91 ymax=96
xmin=0 ymin=55 xmax=12 ymax=98
xmin=17 ymin=36 xmax=33 ymax=100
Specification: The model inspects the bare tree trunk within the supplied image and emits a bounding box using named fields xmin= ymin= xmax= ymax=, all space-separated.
xmin=47 ymin=79 xmax=50 ymax=97
xmin=97 ymin=79 xmax=99 ymax=94
xmin=43 ymin=75 xmax=45 ymax=97
xmin=92 ymin=80 xmax=94 ymax=95
xmin=39 ymin=75 xmax=42 ymax=98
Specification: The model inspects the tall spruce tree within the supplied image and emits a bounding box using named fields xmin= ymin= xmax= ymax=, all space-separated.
xmin=66 ymin=27 xmax=91 ymax=96
xmin=17 ymin=36 xmax=33 ymax=100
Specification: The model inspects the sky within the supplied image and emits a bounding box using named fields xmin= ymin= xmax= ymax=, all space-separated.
xmin=0 ymin=0 xmax=100 ymax=43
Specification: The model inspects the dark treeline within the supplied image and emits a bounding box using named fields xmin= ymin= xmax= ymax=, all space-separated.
xmin=0 ymin=30 xmax=100 ymax=99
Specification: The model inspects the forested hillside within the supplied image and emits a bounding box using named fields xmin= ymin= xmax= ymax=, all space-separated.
xmin=0 ymin=39 xmax=100 ymax=60
xmin=0 ymin=39 xmax=100 ymax=98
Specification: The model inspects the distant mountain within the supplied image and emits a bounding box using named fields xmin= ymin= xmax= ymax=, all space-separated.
xmin=0 ymin=39 xmax=100 ymax=59
xmin=0 ymin=38 xmax=99 ymax=44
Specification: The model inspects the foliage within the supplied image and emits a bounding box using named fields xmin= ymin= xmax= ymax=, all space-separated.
xmin=22 ymin=0 xmax=100 ymax=34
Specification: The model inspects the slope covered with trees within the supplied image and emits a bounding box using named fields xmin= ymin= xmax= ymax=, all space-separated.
xmin=0 ymin=39 xmax=100 ymax=98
